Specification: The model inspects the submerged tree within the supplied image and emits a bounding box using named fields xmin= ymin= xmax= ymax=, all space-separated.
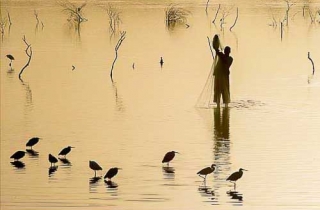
xmin=19 ymin=35 xmax=33 ymax=80
xmin=104 ymin=4 xmax=121 ymax=36
xmin=110 ymin=31 xmax=126 ymax=81
xmin=57 ymin=0 xmax=88 ymax=31
xmin=165 ymin=4 xmax=190 ymax=30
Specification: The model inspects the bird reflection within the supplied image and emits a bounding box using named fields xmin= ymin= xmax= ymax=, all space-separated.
xmin=104 ymin=180 xmax=118 ymax=189
xmin=59 ymin=158 xmax=71 ymax=165
xmin=198 ymin=184 xmax=217 ymax=204
xmin=26 ymin=149 xmax=39 ymax=157
xmin=162 ymin=166 xmax=175 ymax=174
xmin=227 ymin=190 xmax=243 ymax=204
xmin=49 ymin=166 xmax=58 ymax=176
xmin=162 ymin=166 xmax=175 ymax=180
xmin=89 ymin=176 xmax=102 ymax=184
xmin=11 ymin=161 xmax=25 ymax=169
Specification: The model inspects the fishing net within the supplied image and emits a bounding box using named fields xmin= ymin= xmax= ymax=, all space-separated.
xmin=196 ymin=35 xmax=223 ymax=108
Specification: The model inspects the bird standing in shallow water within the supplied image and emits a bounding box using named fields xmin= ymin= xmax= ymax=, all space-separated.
xmin=197 ymin=164 xmax=216 ymax=181
xmin=58 ymin=146 xmax=74 ymax=158
xmin=6 ymin=54 xmax=14 ymax=67
xmin=89 ymin=161 xmax=103 ymax=177
xmin=104 ymin=167 xmax=121 ymax=180
xmin=226 ymin=168 xmax=247 ymax=189
xmin=26 ymin=137 xmax=40 ymax=149
xmin=49 ymin=154 xmax=58 ymax=167
xmin=160 ymin=57 xmax=164 ymax=67
xmin=10 ymin=151 xmax=26 ymax=161
xmin=162 ymin=151 xmax=179 ymax=166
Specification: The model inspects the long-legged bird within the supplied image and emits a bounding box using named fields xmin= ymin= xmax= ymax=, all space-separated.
xmin=104 ymin=167 xmax=121 ymax=180
xmin=162 ymin=151 xmax=179 ymax=166
xmin=6 ymin=54 xmax=14 ymax=67
xmin=89 ymin=161 xmax=103 ymax=177
xmin=26 ymin=137 xmax=40 ymax=149
xmin=197 ymin=164 xmax=216 ymax=181
xmin=226 ymin=168 xmax=247 ymax=189
xmin=10 ymin=151 xmax=26 ymax=161
xmin=49 ymin=154 xmax=58 ymax=167
xmin=58 ymin=146 xmax=74 ymax=158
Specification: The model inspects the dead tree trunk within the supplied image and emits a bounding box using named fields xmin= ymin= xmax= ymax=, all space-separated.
xmin=19 ymin=35 xmax=33 ymax=79
xmin=110 ymin=31 xmax=126 ymax=81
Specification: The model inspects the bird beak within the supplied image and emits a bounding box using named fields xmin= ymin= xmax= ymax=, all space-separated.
xmin=118 ymin=168 xmax=122 ymax=170
xmin=243 ymin=169 xmax=248 ymax=171
xmin=175 ymin=152 xmax=180 ymax=154
xmin=71 ymin=147 xmax=75 ymax=148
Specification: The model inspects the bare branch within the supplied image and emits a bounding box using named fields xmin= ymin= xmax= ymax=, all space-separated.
xmin=205 ymin=0 xmax=210 ymax=15
xmin=308 ymin=52 xmax=315 ymax=75
xmin=212 ymin=4 xmax=220 ymax=24
xmin=230 ymin=7 xmax=239 ymax=31
xmin=110 ymin=31 xmax=126 ymax=80
xmin=7 ymin=10 xmax=12 ymax=25
xmin=19 ymin=35 xmax=33 ymax=79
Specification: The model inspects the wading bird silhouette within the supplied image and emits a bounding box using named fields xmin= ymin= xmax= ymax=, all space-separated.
xmin=160 ymin=57 xmax=164 ymax=67
xmin=26 ymin=137 xmax=40 ymax=149
xmin=227 ymin=168 xmax=247 ymax=189
xmin=58 ymin=146 xmax=74 ymax=158
xmin=104 ymin=167 xmax=121 ymax=181
xmin=6 ymin=54 xmax=14 ymax=67
xmin=197 ymin=164 xmax=216 ymax=181
xmin=10 ymin=151 xmax=26 ymax=161
xmin=162 ymin=151 xmax=179 ymax=166
xmin=49 ymin=154 xmax=58 ymax=167
xmin=89 ymin=161 xmax=103 ymax=177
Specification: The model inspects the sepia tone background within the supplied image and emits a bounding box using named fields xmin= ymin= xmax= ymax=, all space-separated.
xmin=1 ymin=0 xmax=320 ymax=209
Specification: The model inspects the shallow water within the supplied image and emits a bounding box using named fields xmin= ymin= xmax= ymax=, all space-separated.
xmin=1 ymin=0 xmax=320 ymax=209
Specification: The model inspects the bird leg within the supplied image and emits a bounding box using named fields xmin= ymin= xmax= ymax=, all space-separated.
xmin=198 ymin=174 xmax=206 ymax=180
xmin=94 ymin=170 xmax=96 ymax=178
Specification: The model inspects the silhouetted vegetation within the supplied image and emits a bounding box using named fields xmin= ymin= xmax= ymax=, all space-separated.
xmin=308 ymin=52 xmax=315 ymax=75
xmin=110 ymin=31 xmax=126 ymax=81
xmin=57 ymin=0 xmax=87 ymax=31
xmin=230 ymin=7 xmax=239 ymax=31
xmin=104 ymin=4 xmax=122 ymax=36
xmin=212 ymin=4 xmax=221 ymax=24
xmin=165 ymin=4 xmax=190 ymax=30
xmin=19 ymin=36 xmax=33 ymax=80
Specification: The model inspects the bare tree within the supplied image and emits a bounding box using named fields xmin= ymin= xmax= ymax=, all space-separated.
xmin=165 ymin=4 xmax=190 ymax=30
xmin=110 ymin=31 xmax=126 ymax=81
xmin=19 ymin=36 xmax=33 ymax=79
xmin=104 ymin=4 xmax=121 ymax=35
xmin=57 ymin=0 xmax=87 ymax=31
xmin=284 ymin=0 xmax=294 ymax=26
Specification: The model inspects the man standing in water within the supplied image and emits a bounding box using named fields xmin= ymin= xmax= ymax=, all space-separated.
xmin=213 ymin=46 xmax=233 ymax=108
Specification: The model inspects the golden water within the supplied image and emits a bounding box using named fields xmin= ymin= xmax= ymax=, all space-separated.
xmin=1 ymin=0 xmax=320 ymax=209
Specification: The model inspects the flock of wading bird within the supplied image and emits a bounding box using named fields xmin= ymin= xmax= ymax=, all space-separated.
xmin=10 ymin=137 xmax=247 ymax=189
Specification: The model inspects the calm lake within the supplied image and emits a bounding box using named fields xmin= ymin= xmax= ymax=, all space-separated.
xmin=1 ymin=0 xmax=320 ymax=209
